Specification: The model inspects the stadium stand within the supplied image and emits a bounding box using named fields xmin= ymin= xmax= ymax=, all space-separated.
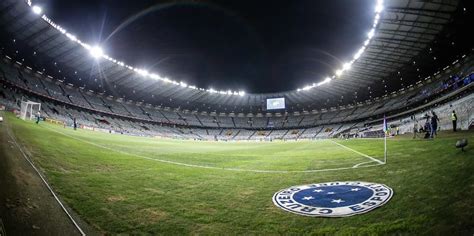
xmin=0 ymin=50 xmax=472 ymax=140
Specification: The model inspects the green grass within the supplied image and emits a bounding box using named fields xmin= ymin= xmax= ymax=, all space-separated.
xmin=4 ymin=112 xmax=474 ymax=235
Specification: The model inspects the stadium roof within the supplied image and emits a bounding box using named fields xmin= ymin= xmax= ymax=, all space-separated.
xmin=0 ymin=0 xmax=469 ymax=113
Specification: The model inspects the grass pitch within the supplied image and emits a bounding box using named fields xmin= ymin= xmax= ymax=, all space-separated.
xmin=3 ymin=113 xmax=474 ymax=235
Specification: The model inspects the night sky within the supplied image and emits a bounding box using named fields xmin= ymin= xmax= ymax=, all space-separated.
xmin=32 ymin=0 xmax=374 ymax=93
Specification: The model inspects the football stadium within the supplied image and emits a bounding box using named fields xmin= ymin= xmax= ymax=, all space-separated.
xmin=0 ymin=0 xmax=473 ymax=235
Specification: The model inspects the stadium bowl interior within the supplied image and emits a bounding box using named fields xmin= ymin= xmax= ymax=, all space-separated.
xmin=0 ymin=0 xmax=473 ymax=235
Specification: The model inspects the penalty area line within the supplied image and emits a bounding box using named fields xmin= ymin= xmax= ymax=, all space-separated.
xmin=43 ymin=125 xmax=384 ymax=173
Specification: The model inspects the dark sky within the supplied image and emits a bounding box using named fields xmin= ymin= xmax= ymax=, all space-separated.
xmin=33 ymin=0 xmax=374 ymax=93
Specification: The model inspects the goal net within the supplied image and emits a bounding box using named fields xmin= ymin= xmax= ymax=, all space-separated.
xmin=20 ymin=101 xmax=41 ymax=121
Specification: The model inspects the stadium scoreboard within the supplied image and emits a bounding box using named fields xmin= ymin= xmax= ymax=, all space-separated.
xmin=266 ymin=97 xmax=285 ymax=110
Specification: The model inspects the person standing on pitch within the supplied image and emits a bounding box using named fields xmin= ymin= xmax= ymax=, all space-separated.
xmin=413 ymin=121 xmax=418 ymax=139
xmin=423 ymin=113 xmax=431 ymax=139
xmin=451 ymin=110 xmax=458 ymax=132
xmin=430 ymin=111 xmax=439 ymax=138
xmin=73 ymin=117 xmax=77 ymax=130
xmin=35 ymin=111 xmax=41 ymax=124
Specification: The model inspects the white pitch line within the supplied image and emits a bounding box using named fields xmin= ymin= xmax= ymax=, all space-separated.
xmin=330 ymin=140 xmax=384 ymax=165
xmin=44 ymin=125 xmax=384 ymax=173
xmin=352 ymin=161 xmax=376 ymax=168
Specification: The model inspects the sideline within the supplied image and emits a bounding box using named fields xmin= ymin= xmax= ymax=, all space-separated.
xmin=43 ymin=124 xmax=385 ymax=174
xmin=5 ymin=120 xmax=86 ymax=236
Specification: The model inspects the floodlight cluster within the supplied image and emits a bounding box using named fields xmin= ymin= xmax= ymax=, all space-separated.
xmin=27 ymin=0 xmax=382 ymax=96
xmin=297 ymin=0 xmax=384 ymax=92
xmin=32 ymin=5 xmax=42 ymax=14
xmin=88 ymin=45 xmax=104 ymax=58
xmin=25 ymin=0 xmax=246 ymax=96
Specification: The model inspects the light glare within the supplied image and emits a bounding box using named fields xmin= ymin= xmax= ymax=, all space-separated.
xmin=89 ymin=46 xmax=104 ymax=59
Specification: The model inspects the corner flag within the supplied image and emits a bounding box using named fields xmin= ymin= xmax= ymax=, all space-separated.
xmin=383 ymin=115 xmax=387 ymax=163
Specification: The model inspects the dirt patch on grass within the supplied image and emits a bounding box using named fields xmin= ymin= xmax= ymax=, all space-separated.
xmin=106 ymin=195 xmax=126 ymax=202
xmin=12 ymin=169 xmax=41 ymax=188
xmin=143 ymin=188 xmax=164 ymax=194
xmin=141 ymin=208 xmax=168 ymax=223
xmin=240 ymin=189 xmax=256 ymax=197
xmin=57 ymin=166 xmax=73 ymax=174
xmin=95 ymin=164 xmax=115 ymax=173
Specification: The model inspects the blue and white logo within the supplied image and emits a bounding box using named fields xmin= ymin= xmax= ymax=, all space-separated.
xmin=273 ymin=181 xmax=393 ymax=217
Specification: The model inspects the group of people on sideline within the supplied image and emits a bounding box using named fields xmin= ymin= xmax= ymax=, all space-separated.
xmin=35 ymin=111 xmax=78 ymax=131
xmin=413 ymin=110 xmax=458 ymax=139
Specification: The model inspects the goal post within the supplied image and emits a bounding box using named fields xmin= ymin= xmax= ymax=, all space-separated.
xmin=20 ymin=101 xmax=41 ymax=121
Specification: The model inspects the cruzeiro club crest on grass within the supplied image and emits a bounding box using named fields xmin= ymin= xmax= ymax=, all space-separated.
xmin=273 ymin=181 xmax=393 ymax=217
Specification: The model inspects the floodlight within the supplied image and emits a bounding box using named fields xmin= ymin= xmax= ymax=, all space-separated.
xmin=375 ymin=0 xmax=384 ymax=13
xmin=317 ymin=77 xmax=332 ymax=86
xmin=343 ymin=62 xmax=352 ymax=71
xmin=368 ymin=29 xmax=375 ymax=39
xmin=353 ymin=47 xmax=365 ymax=60
xmin=66 ymin=33 xmax=77 ymax=42
xmin=32 ymin=5 xmax=42 ymax=15
xmin=89 ymin=46 xmax=104 ymax=59
xmin=150 ymin=73 xmax=160 ymax=80
xmin=135 ymin=69 xmax=149 ymax=77
xmin=335 ymin=69 xmax=343 ymax=77
xmin=364 ymin=39 xmax=370 ymax=46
